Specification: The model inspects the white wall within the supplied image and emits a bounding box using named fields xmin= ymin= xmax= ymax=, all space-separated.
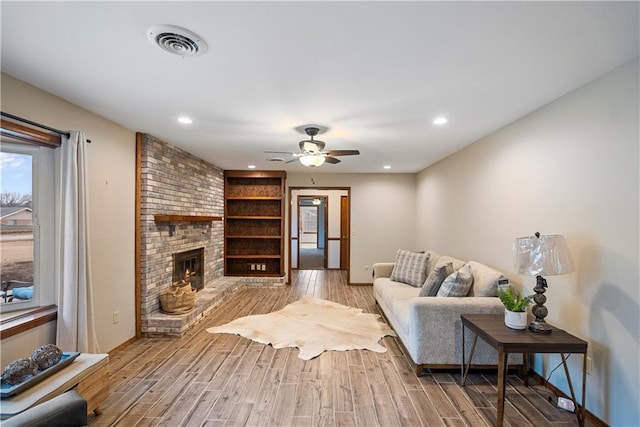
xmin=1 ymin=73 xmax=137 ymax=356
xmin=1 ymin=323 xmax=56 ymax=365
xmin=416 ymin=59 xmax=639 ymax=426
xmin=287 ymin=173 xmax=416 ymax=283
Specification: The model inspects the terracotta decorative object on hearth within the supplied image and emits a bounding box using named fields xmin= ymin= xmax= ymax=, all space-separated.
xmin=160 ymin=270 xmax=196 ymax=314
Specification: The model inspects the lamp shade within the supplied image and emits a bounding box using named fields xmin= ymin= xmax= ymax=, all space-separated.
xmin=513 ymin=234 xmax=574 ymax=276
xmin=299 ymin=155 xmax=325 ymax=167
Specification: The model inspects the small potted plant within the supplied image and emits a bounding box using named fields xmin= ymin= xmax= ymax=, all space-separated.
xmin=497 ymin=284 xmax=533 ymax=330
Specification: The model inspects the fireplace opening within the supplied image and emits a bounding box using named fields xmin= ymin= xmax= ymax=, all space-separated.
xmin=173 ymin=247 xmax=204 ymax=291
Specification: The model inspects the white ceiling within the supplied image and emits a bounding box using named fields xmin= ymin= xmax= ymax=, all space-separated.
xmin=1 ymin=1 xmax=638 ymax=173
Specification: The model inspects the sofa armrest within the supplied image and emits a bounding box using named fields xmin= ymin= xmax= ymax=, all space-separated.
xmin=372 ymin=263 xmax=395 ymax=280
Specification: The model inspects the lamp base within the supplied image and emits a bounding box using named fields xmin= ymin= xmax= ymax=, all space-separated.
xmin=529 ymin=319 xmax=552 ymax=334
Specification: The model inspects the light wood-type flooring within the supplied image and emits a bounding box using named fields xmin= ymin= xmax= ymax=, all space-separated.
xmin=89 ymin=270 xmax=590 ymax=426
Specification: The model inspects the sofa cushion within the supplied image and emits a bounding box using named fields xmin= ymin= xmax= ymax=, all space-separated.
xmin=437 ymin=264 xmax=474 ymax=297
xmin=389 ymin=249 xmax=430 ymax=287
xmin=467 ymin=261 xmax=506 ymax=297
xmin=376 ymin=278 xmax=421 ymax=304
xmin=419 ymin=261 xmax=454 ymax=297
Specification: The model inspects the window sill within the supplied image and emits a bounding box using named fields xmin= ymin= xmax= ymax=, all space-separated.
xmin=0 ymin=305 xmax=57 ymax=340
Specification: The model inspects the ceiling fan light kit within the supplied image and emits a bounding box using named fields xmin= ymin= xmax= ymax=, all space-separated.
xmin=299 ymin=155 xmax=325 ymax=167
xmin=264 ymin=126 xmax=360 ymax=168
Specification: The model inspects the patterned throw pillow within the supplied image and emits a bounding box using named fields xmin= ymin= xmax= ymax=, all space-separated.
xmin=419 ymin=262 xmax=454 ymax=297
xmin=390 ymin=249 xmax=430 ymax=287
xmin=437 ymin=264 xmax=474 ymax=297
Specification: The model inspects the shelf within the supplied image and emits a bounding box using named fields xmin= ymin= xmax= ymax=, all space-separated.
xmin=226 ymin=235 xmax=281 ymax=239
xmin=154 ymin=215 xmax=222 ymax=222
xmin=154 ymin=215 xmax=222 ymax=236
xmin=224 ymin=170 xmax=286 ymax=276
xmin=225 ymin=255 xmax=281 ymax=259
xmin=226 ymin=196 xmax=282 ymax=201
xmin=224 ymin=170 xmax=286 ymax=179
xmin=226 ymin=216 xmax=281 ymax=220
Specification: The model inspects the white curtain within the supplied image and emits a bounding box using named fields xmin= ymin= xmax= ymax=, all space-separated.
xmin=56 ymin=131 xmax=99 ymax=353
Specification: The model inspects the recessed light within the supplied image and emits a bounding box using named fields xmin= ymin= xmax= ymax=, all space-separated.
xmin=383 ymin=165 xmax=391 ymax=170
xmin=433 ymin=117 xmax=448 ymax=125
xmin=248 ymin=165 xmax=256 ymax=169
xmin=178 ymin=116 xmax=193 ymax=124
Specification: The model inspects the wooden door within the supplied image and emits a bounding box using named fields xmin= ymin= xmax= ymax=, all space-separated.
xmin=340 ymin=196 xmax=349 ymax=270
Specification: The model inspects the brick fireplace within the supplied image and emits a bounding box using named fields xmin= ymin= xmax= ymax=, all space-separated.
xmin=138 ymin=134 xmax=224 ymax=335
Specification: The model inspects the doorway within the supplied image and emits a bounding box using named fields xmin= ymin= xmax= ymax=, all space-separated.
xmin=298 ymin=197 xmax=327 ymax=269
xmin=288 ymin=187 xmax=351 ymax=283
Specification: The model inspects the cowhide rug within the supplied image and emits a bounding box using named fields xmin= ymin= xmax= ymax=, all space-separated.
xmin=206 ymin=296 xmax=396 ymax=360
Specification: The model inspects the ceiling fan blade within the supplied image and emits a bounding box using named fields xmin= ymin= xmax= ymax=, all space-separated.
xmin=286 ymin=158 xmax=300 ymax=163
xmin=324 ymin=156 xmax=341 ymax=164
xmin=324 ymin=149 xmax=360 ymax=156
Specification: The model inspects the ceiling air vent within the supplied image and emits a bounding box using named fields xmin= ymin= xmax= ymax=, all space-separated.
xmin=147 ymin=25 xmax=207 ymax=57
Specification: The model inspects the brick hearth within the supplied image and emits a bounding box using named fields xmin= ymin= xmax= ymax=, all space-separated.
xmin=144 ymin=275 xmax=285 ymax=336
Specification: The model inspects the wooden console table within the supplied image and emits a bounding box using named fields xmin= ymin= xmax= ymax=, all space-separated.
xmin=460 ymin=314 xmax=587 ymax=427
xmin=0 ymin=353 xmax=109 ymax=419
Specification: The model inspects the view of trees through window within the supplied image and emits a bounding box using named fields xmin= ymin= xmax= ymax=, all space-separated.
xmin=0 ymin=151 xmax=34 ymax=304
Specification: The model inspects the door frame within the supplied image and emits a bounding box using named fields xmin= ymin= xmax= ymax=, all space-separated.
xmin=288 ymin=186 xmax=351 ymax=284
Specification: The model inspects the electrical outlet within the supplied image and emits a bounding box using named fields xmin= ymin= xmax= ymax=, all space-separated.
xmin=261 ymin=264 xmax=266 ymax=271
xmin=113 ymin=311 xmax=119 ymax=324
xmin=586 ymin=356 xmax=593 ymax=375
xmin=251 ymin=264 xmax=255 ymax=271
xmin=364 ymin=265 xmax=369 ymax=271
xmin=557 ymin=397 xmax=575 ymax=412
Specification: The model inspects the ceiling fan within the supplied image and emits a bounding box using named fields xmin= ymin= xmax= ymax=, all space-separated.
xmin=265 ymin=127 xmax=360 ymax=167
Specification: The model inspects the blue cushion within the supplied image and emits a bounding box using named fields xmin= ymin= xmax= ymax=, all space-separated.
xmin=12 ymin=286 xmax=33 ymax=300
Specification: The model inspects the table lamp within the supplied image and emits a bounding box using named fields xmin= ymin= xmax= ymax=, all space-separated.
xmin=513 ymin=232 xmax=574 ymax=333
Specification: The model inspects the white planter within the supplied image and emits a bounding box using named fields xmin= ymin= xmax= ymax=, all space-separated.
xmin=504 ymin=309 xmax=527 ymax=330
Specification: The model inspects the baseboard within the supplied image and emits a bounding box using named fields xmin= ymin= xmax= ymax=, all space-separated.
xmin=107 ymin=336 xmax=137 ymax=355
xmin=348 ymin=282 xmax=372 ymax=286
xmin=529 ymin=370 xmax=609 ymax=427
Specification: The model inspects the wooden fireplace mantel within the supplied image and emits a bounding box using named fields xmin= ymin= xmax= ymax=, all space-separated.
xmin=154 ymin=215 xmax=222 ymax=222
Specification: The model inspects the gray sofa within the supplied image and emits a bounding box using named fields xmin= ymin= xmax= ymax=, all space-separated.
xmin=373 ymin=251 xmax=522 ymax=376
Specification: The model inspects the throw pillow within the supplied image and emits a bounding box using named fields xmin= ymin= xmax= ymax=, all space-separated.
xmin=437 ymin=264 xmax=474 ymax=297
xmin=425 ymin=250 xmax=441 ymax=277
xmin=12 ymin=286 xmax=34 ymax=300
xmin=431 ymin=255 xmax=466 ymax=273
xmin=467 ymin=260 xmax=506 ymax=297
xmin=419 ymin=261 xmax=454 ymax=297
xmin=390 ymin=249 xmax=430 ymax=287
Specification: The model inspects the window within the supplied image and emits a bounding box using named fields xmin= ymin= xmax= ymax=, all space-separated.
xmin=1 ymin=142 xmax=55 ymax=312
